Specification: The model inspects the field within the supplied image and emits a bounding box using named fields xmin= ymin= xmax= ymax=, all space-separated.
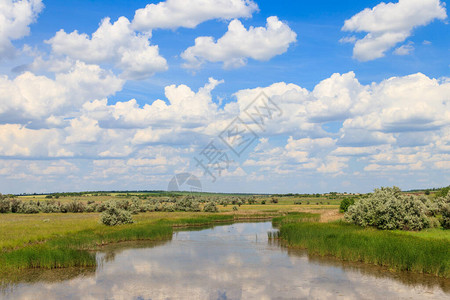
xmin=1 ymin=191 xmax=449 ymax=280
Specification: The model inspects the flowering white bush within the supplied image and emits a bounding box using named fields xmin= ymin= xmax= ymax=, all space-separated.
xmin=345 ymin=187 xmax=430 ymax=231
xmin=203 ymin=202 xmax=218 ymax=212
xmin=100 ymin=201 xmax=133 ymax=226
xmin=436 ymin=192 xmax=450 ymax=229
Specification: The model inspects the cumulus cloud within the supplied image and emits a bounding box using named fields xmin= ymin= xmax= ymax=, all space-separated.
xmin=132 ymin=0 xmax=258 ymax=31
xmin=342 ymin=0 xmax=447 ymax=61
xmin=181 ymin=17 xmax=297 ymax=69
xmin=0 ymin=0 xmax=43 ymax=59
xmin=47 ymin=17 xmax=167 ymax=79
xmin=0 ymin=71 xmax=449 ymax=191
xmin=0 ymin=61 xmax=124 ymax=124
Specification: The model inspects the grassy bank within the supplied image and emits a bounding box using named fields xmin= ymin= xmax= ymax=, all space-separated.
xmin=0 ymin=212 xmax=273 ymax=275
xmin=278 ymin=220 xmax=450 ymax=278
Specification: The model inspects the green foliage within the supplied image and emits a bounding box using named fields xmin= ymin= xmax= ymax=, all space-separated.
xmin=203 ymin=202 xmax=218 ymax=213
xmin=9 ymin=199 xmax=20 ymax=213
xmin=100 ymin=201 xmax=134 ymax=226
xmin=436 ymin=186 xmax=450 ymax=198
xmin=61 ymin=201 xmax=85 ymax=213
xmin=18 ymin=201 xmax=39 ymax=214
xmin=339 ymin=198 xmax=355 ymax=213
xmin=174 ymin=196 xmax=201 ymax=212
xmin=0 ymin=196 xmax=10 ymax=213
xmin=436 ymin=191 xmax=450 ymax=229
xmin=345 ymin=187 xmax=431 ymax=231
xmin=232 ymin=205 xmax=238 ymax=211
xmin=40 ymin=201 xmax=60 ymax=213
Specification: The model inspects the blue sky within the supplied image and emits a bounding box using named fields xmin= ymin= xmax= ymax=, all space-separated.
xmin=0 ymin=0 xmax=449 ymax=194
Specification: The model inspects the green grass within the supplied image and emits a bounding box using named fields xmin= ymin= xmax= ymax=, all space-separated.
xmin=279 ymin=220 xmax=450 ymax=278
xmin=0 ymin=211 xmax=278 ymax=275
xmin=272 ymin=212 xmax=320 ymax=226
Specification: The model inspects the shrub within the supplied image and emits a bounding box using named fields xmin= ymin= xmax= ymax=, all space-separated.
xmin=232 ymin=206 xmax=238 ymax=211
xmin=270 ymin=197 xmax=278 ymax=204
xmin=19 ymin=201 xmax=40 ymax=214
xmin=174 ymin=196 xmax=201 ymax=212
xmin=0 ymin=197 xmax=10 ymax=213
xmin=294 ymin=200 xmax=302 ymax=205
xmin=96 ymin=202 xmax=108 ymax=212
xmin=261 ymin=200 xmax=266 ymax=205
xmin=129 ymin=198 xmax=142 ymax=214
xmin=436 ymin=192 xmax=450 ymax=229
xmin=203 ymin=202 xmax=218 ymax=213
xmin=100 ymin=201 xmax=133 ymax=226
xmin=345 ymin=186 xmax=430 ymax=231
xmin=161 ymin=202 xmax=175 ymax=212
xmin=339 ymin=198 xmax=355 ymax=213
xmin=10 ymin=199 xmax=20 ymax=213
xmin=40 ymin=201 xmax=60 ymax=213
xmin=85 ymin=202 xmax=98 ymax=212
xmin=436 ymin=186 xmax=450 ymax=198
xmin=61 ymin=201 xmax=85 ymax=213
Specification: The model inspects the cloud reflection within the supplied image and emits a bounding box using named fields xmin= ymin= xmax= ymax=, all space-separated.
xmin=1 ymin=222 xmax=449 ymax=300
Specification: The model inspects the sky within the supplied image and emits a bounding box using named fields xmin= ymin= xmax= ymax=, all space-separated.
xmin=0 ymin=0 xmax=449 ymax=194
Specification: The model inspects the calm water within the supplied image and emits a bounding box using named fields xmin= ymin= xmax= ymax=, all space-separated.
xmin=1 ymin=222 xmax=449 ymax=299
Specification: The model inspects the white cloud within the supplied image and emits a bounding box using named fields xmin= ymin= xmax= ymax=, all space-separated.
xmin=342 ymin=0 xmax=447 ymax=61
xmin=47 ymin=17 xmax=167 ymax=79
xmin=0 ymin=71 xmax=449 ymax=191
xmin=0 ymin=61 xmax=124 ymax=124
xmin=394 ymin=41 xmax=414 ymax=55
xmin=0 ymin=0 xmax=43 ymax=59
xmin=181 ymin=16 xmax=297 ymax=69
xmin=132 ymin=0 xmax=258 ymax=31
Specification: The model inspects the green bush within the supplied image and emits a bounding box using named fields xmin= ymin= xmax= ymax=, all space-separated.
xmin=19 ymin=201 xmax=40 ymax=214
xmin=10 ymin=199 xmax=20 ymax=213
xmin=345 ymin=187 xmax=430 ymax=231
xmin=100 ymin=201 xmax=133 ymax=226
xmin=40 ymin=201 xmax=60 ymax=213
xmin=436 ymin=192 xmax=450 ymax=229
xmin=339 ymin=198 xmax=355 ymax=213
xmin=232 ymin=206 xmax=238 ymax=211
xmin=61 ymin=201 xmax=85 ymax=213
xmin=174 ymin=196 xmax=201 ymax=212
xmin=0 ymin=197 xmax=10 ymax=213
xmin=203 ymin=202 xmax=218 ymax=213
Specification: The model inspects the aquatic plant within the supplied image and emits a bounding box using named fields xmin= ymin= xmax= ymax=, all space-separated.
xmin=279 ymin=221 xmax=450 ymax=278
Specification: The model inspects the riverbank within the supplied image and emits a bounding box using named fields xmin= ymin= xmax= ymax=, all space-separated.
xmin=2 ymin=208 xmax=449 ymax=280
xmin=277 ymin=219 xmax=450 ymax=278
xmin=0 ymin=212 xmax=278 ymax=275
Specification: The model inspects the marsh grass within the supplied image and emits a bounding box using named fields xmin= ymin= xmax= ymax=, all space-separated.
xmin=272 ymin=212 xmax=320 ymax=226
xmin=0 ymin=212 xmax=270 ymax=274
xmin=279 ymin=221 xmax=450 ymax=278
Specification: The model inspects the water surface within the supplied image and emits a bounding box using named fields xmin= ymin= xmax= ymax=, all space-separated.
xmin=1 ymin=222 xmax=449 ymax=299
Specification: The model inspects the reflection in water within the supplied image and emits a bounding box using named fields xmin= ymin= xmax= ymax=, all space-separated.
xmin=1 ymin=222 xmax=449 ymax=300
